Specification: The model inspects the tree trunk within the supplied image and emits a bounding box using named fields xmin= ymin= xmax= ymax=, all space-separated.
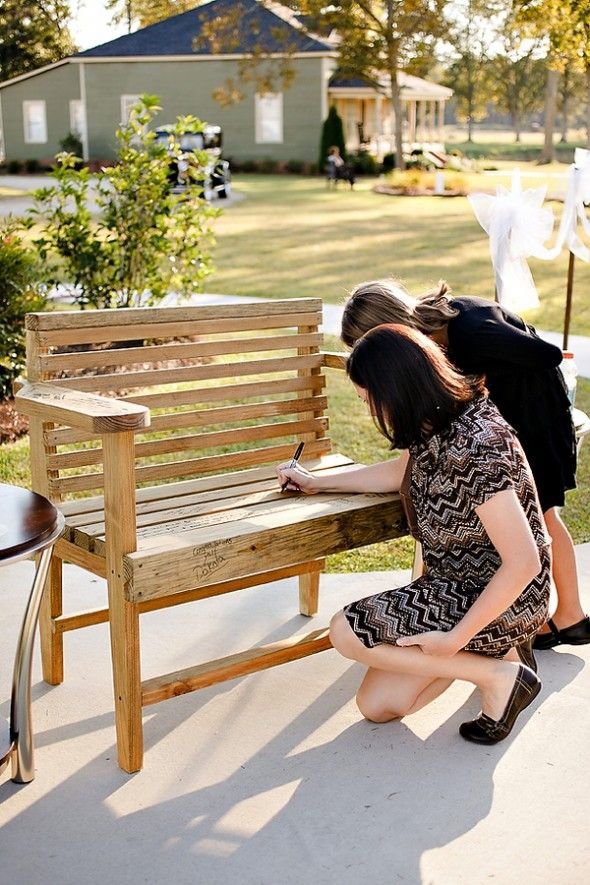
xmin=560 ymin=94 xmax=569 ymax=144
xmin=390 ymin=68 xmax=405 ymax=171
xmin=540 ymin=68 xmax=559 ymax=164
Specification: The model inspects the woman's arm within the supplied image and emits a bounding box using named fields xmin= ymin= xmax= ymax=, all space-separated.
xmin=399 ymin=488 xmax=542 ymax=657
xmin=277 ymin=450 xmax=409 ymax=495
xmin=465 ymin=311 xmax=562 ymax=370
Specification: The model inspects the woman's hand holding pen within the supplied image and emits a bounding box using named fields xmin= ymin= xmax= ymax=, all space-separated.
xmin=276 ymin=462 xmax=319 ymax=495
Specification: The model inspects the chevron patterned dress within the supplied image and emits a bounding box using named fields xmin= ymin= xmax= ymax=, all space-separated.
xmin=344 ymin=397 xmax=551 ymax=656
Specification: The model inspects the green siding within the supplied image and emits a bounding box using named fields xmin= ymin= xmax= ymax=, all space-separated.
xmin=83 ymin=57 xmax=326 ymax=163
xmin=0 ymin=56 xmax=328 ymax=163
xmin=1 ymin=64 xmax=80 ymax=162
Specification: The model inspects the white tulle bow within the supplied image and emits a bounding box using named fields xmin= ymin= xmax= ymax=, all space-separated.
xmin=468 ymin=155 xmax=590 ymax=313
xmin=468 ymin=169 xmax=553 ymax=311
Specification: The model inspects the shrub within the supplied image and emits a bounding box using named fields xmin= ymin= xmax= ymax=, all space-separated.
xmin=59 ymin=132 xmax=83 ymax=158
xmin=319 ymin=106 xmax=346 ymax=170
xmin=285 ymin=159 xmax=304 ymax=174
xmin=7 ymin=159 xmax=21 ymax=174
xmin=381 ymin=153 xmax=396 ymax=173
xmin=349 ymin=149 xmax=379 ymax=176
xmin=24 ymin=95 xmax=219 ymax=309
xmin=25 ymin=158 xmax=41 ymax=173
xmin=0 ymin=223 xmax=47 ymax=398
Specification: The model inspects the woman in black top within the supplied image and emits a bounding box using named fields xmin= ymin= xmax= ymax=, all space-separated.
xmin=340 ymin=279 xmax=589 ymax=650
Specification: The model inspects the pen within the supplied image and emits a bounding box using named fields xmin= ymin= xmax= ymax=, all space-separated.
xmin=281 ymin=442 xmax=305 ymax=492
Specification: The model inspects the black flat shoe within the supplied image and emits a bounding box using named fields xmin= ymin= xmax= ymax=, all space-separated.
xmin=533 ymin=615 xmax=590 ymax=649
xmin=459 ymin=665 xmax=541 ymax=745
xmin=557 ymin=615 xmax=590 ymax=646
xmin=532 ymin=618 xmax=560 ymax=650
xmin=516 ymin=637 xmax=538 ymax=673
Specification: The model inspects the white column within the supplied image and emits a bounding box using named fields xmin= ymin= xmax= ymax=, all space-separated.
xmin=418 ymin=101 xmax=426 ymax=144
xmin=438 ymin=100 xmax=445 ymax=141
xmin=408 ymin=100 xmax=416 ymax=145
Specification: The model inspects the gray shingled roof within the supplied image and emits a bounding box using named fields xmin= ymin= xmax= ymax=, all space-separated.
xmin=78 ymin=0 xmax=334 ymax=58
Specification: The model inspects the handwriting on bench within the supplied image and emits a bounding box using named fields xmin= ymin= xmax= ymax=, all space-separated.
xmin=192 ymin=538 xmax=233 ymax=582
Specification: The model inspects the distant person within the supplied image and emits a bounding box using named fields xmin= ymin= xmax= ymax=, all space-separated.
xmin=277 ymin=324 xmax=548 ymax=744
xmin=340 ymin=279 xmax=588 ymax=651
xmin=325 ymin=145 xmax=354 ymax=189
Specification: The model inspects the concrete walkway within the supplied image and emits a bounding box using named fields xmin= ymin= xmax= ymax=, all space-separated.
xmin=0 ymin=548 xmax=589 ymax=884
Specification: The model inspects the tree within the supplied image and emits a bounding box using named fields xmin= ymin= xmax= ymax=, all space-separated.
xmin=300 ymin=1 xmax=449 ymax=171
xmin=0 ymin=0 xmax=76 ymax=81
xmin=513 ymin=0 xmax=583 ymax=160
xmin=557 ymin=61 xmax=586 ymax=142
xmin=441 ymin=0 xmax=509 ymax=142
xmin=487 ymin=28 xmax=546 ymax=142
xmin=105 ymin=0 xmax=195 ymax=31
xmin=25 ymin=95 xmax=218 ymax=309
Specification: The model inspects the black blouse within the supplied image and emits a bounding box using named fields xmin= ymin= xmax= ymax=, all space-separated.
xmin=445 ymin=296 xmax=577 ymax=510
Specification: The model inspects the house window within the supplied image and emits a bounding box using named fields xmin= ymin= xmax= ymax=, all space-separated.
xmin=69 ymin=100 xmax=86 ymax=138
xmin=120 ymin=94 xmax=142 ymax=125
xmin=23 ymin=101 xmax=47 ymax=144
xmin=255 ymin=93 xmax=283 ymax=144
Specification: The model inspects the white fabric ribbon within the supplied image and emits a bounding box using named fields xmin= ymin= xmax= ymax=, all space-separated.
xmin=468 ymin=169 xmax=552 ymax=311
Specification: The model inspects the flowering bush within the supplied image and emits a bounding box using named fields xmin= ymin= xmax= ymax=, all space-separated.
xmin=0 ymin=224 xmax=47 ymax=398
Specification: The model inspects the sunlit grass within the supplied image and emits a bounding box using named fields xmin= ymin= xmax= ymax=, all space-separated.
xmin=210 ymin=174 xmax=590 ymax=339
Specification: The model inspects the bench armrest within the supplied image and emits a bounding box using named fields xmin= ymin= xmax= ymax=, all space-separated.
xmin=16 ymin=382 xmax=150 ymax=434
xmin=321 ymin=351 xmax=348 ymax=371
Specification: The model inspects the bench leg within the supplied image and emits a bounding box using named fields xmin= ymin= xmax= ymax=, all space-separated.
xmin=299 ymin=566 xmax=321 ymax=617
xmin=107 ymin=578 xmax=143 ymax=773
xmin=39 ymin=555 xmax=64 ymax=685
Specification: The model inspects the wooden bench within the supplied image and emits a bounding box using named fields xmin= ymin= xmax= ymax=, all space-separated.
xmin=16 ymin=298 xmax=406 ymax=772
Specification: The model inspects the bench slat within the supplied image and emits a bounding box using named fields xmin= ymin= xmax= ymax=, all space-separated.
xmin=47 ymin=415 xmax=329 ymax=471
xmin=41 ymin=353 xmax=324 ymax=392
xmin=26 ymin=298 xmax=323 ymax=330
xmin=46 ymin=392 xmax=328 ymax=446
xmin=39 ymin=332 xmax=323 ymax=373
xmin=58 ymin=454 xmax=353 ymax=521
xmin=50 ymin=438 xmax=333 ymax=495
xmin=33 ymin=310 xmax=323 ymax=347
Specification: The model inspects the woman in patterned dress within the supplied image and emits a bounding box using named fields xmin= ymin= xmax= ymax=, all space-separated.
xmin=340 ymin=278 xmax=588 ymax=651
xmin=277 ymin=324 xmax=551 ymax=744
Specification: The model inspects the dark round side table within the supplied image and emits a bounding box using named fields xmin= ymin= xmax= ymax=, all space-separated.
xmin=0 ymin=484 xmax=64 ymax=784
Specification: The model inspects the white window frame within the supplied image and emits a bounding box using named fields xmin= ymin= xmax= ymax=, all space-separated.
xmin=120 ymin=94 xmax=142 ymax=125
xmin=255 ymin=92 xmax=283 ymax=144
xmin=23 ymin=100 xmax=47 ymax=144
xmin=69 ymin=99 xmax=86 ymax=139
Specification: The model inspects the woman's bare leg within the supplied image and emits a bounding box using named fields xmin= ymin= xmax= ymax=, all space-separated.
xmin=540 ymin=507 xmax=584 ymax=630
xmin=355 ymin=667 xmax=453 ymax=722
xmin=330 ymin=612 xmax=523 ymax=722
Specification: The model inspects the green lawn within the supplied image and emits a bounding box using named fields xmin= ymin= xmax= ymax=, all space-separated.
xmin=2 ymin=169 xmax=589 ymax=572
xmin=209 ymin=173 xmax=590 ymax=339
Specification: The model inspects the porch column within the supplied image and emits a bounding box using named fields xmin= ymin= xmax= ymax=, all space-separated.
xmin=429 ymin=101 xmax=436 ymax=141
xmin=418 ymin=100 xmax=426 ymax=143
xmin=438 ymin=100 xmax=445 ymax=141
xmin=408 ymin=100 xmax=417 ymax=145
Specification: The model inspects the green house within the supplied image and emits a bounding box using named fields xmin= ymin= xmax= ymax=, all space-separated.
xmin=0 ymin=0 xmax=451 ymax=166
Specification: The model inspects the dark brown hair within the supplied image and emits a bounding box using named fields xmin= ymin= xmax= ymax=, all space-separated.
xmin=347 ymin=323 xmax=485 ymax=449
xmin=341 ymin=279 xmax=459 ymax=347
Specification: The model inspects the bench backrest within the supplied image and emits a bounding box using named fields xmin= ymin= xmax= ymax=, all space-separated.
xmin=25 ymin=298 xmax=332 ymax=500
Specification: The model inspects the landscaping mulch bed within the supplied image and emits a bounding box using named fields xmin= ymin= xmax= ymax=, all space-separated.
xmin=0 ymin=397 xmax=29 ymax=444
xmin=373 ymin=184 xmax=467 ymax=197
